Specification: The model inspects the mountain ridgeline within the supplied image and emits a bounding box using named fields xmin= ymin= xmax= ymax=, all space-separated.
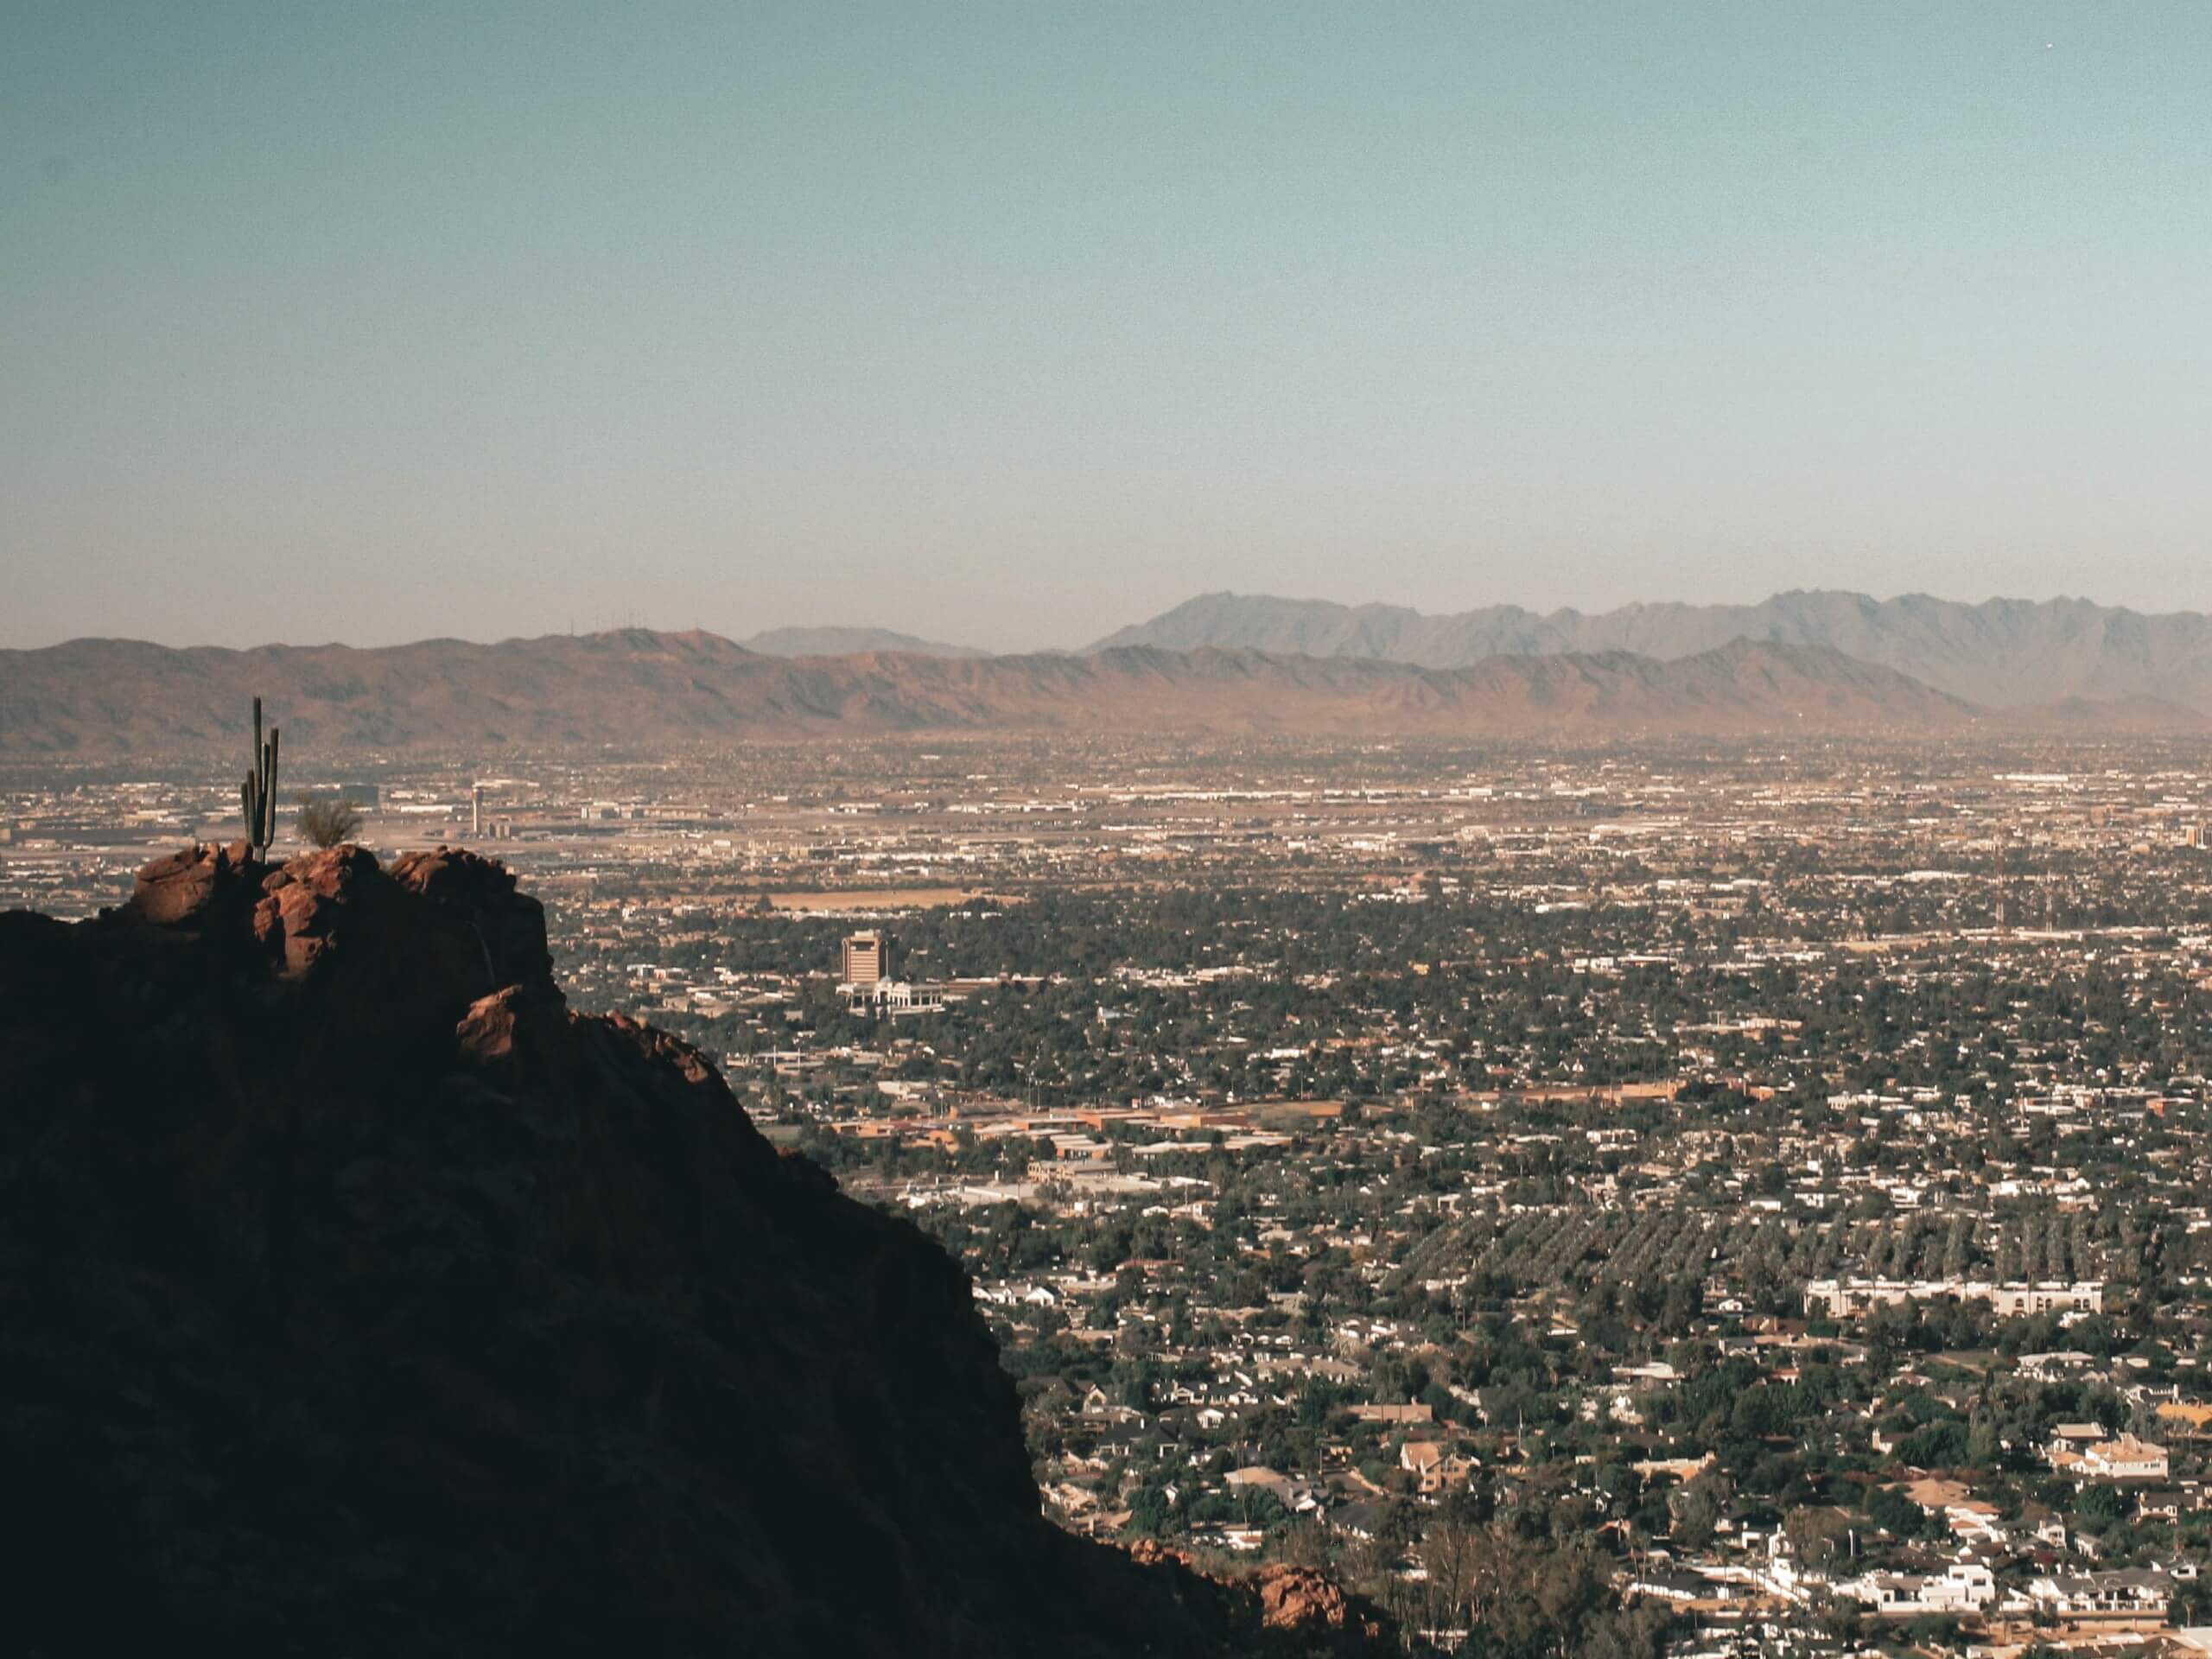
xmin=739 ymin=624 xmax=986 ymax=658
xmin=1090 ymin=590 xmax=2212 ymax=715
xmin=9 ymin=589 xmax=2211 ymax=755
xmin=1 ymin=625 xmax=2183 ymax=756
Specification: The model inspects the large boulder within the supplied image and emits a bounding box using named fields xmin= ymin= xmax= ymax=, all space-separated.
xmin=124 ymin=838 xmax=263 ymax=926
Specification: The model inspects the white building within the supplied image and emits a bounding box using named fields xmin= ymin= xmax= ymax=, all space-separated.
xmin=2050 ymin=1432 xmax=2171 ymax=1483
xmin=1840 ymin=1560 xmax=1996 ymax=1616
xmin=844 ymin=979 xmax=947 ymax=1016
xmin=2024 ymin=1568 xmax=2172 ymax=1624
xmin=1805 ymin=1277 xmax=2104 ymax=1319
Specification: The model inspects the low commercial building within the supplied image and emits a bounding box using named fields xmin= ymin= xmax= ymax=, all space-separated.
xmin=1804 ymin=1277 xmax=2104 ymax=1319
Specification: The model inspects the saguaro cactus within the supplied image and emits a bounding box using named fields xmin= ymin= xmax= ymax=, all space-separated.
xmin=241 ymin=696 xmax=281 ymax=859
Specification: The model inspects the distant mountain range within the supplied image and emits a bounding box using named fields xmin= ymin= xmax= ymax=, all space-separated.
xmin=739 ymin=625 xmax=983 ymax=658
xmin=5 ymin=628 xmax=2169 ymax=757
xmin=1090 ymin=590 xmax=2212 ymax=712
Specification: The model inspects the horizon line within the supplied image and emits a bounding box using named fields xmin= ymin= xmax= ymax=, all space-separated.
xmin=2 ymin=585 xmax=2187 ymax=656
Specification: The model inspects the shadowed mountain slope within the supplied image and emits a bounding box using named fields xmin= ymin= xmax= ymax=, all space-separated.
xmin=0 ymin=844 xmax=1394 ymax=1657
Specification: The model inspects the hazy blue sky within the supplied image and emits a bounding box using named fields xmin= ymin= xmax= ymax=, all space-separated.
xmin=5 ymin=3 xmax=2208 ymax=651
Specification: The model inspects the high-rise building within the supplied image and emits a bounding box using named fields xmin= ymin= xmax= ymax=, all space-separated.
xmin=842 ymin=930 xmax=889 ymax=988
xmin=471 ymin=784 xmax=485 ymax=837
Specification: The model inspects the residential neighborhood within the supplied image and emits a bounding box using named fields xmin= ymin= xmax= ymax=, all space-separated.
xmin=16 ymin=734 xmax=2212 ymax=1654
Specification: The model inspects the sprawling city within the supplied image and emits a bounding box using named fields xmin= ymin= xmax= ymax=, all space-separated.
xmin=11 ymin=6 xmax=2207 ymax=1655
xmin=14 ymin=734 xmax=2212 ymax=1655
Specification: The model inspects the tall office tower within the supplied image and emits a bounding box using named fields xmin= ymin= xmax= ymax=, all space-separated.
xmin=842 ymin=930 xmax=888 ymax=988
xmin=471 ymin=784 xmax=485 ymax=837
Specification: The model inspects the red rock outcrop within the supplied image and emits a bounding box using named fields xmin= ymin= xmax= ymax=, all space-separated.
xmin=1256 ymin=1564 xmax=1369 ymax=1635
xmin=1126 ymin=1540 xmax=1395 ymax=1651
xmin=126 ymin=836 xmax=262 ymax=925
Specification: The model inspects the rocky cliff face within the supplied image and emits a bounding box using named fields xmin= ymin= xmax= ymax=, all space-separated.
xmin=0 ymin=844 xmax=1392 ymax=1657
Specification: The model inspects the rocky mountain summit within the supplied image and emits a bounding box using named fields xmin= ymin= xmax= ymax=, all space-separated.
xmin=0 ymin=843 xmax=1394 ymax=1656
